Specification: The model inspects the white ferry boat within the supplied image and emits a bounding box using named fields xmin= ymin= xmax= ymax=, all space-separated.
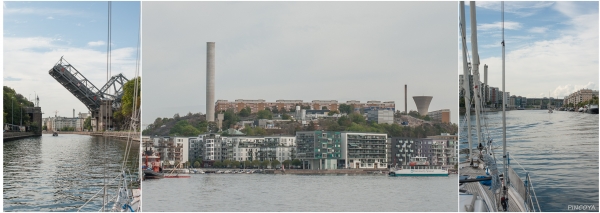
xmin=389 ymin=157 xmax=448 ymax=177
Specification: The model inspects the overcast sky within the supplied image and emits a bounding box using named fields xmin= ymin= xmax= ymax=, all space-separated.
xmin=142 ymin=2 xmax=458 ymax=125
xmin=459 ymin=1 xmax=598 ymax=99
xmin=3 ymin=2 xmax=140 ymax=119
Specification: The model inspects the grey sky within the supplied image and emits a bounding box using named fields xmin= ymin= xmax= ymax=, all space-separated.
xmin=142 ymin=1 xmax=458 ymax=126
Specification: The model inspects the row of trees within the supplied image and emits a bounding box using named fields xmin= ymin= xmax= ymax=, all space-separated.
xmin=3 ymin=86 xmax=34 ymax=125
xmin=112 ymin=77 xmax=142 ymax=131
xmin=318 ymin=112 xmax=456 ymax=138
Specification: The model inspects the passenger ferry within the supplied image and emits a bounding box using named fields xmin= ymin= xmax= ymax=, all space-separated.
xmin=389 ymin=157 xmax=448 ymax=177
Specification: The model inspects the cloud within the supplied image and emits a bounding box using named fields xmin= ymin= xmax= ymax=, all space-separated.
xmin=460 ymin=2 xmax=598 ymax=99
xmin=46 ymin=16 xmax=54 ymax=20
xmin=553 ymin=82 xmax=598 ymax=98
xmin=476 ymin=2 xmax=555 ymax=17
xmin=4 ymin=76 xmax=22 ymax=81
xmin=87 ymin=40 xmax=106 ymax=46
xmin=4 ymin=7 xmax=82 ymax=16
xmin=478 ymin=21 xmax=522 ymax=31
xmin=528 ymin=27 xmax=548 ymax=34
xmin=4 ymin=36 xmax=138 ymax=118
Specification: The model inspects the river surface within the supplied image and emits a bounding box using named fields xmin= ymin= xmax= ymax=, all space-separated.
xmin=143 ymin=173 xmax=457 ymax=212
xmin=460 ymin=110 xmax=599 ymax=211
xmin=3 ymin=134 xmax=139 ymax=212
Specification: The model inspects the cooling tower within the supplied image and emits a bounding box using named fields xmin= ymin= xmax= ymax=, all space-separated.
xmin=206 ymin=42 xmax=215 ymax=122
xmin=413 ymin=96 xmax=433 ymax=116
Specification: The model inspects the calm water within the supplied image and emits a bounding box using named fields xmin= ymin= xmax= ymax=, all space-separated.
xmin=3 ymin=134 xmax=139 ymax=211
xmin=460 ymin=110 xmax=599 ymax=211
xmin=143 ymin=174 xmax=458 ymax=212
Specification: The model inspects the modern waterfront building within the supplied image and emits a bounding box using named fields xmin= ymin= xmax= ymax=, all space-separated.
xmin=296 ymin=131 xmax=342 ymax=169
xmin=189 ymin=134 xmax=297 ymax=167
xmin=341 ymin=132 xmax=388 ymax=169
xmin=427 ymin=133 xmax=458 ymax=167
xmin=390 ymin=134 xmax=457 ymax=168
xmin=152 ymin=136 xmax=185 ymax=168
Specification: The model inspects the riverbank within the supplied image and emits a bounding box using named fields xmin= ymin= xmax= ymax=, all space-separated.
xmin=42 ymin=131 xmax=140 ymax=142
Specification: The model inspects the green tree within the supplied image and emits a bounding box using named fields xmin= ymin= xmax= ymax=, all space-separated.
xmin=327 ymin=110 xmax=339 ymax=116
xmin=292 ymin=159 xmax=302 ymax=167
xmin=321 ymin=106 xmax=328 ymax=110
xmin=257 ymin=110 xmax=273 ymax=119
xmin=271 ymin=106 xmax=279 ymax=114
xmin=213 ymin=161 xmax=222 ymax=168
xmin=84 ymin=116 xmax=92 ymax=131
xmin=231 ymin=161 xmax=241 ymax=168
xmin=223 ymin=159 xmax=231 ymax=168
xmin=337 ymin=115 xmax=352 ymax=127
xmin=194 ymin=161 xmax=200 ymax=168
xmin=281 ymin=114 xmax=291 ymax=120
xmin=252 ymin=160 xmax=260 ymax=168
xmin=282 ymin=160 xmax=291 ymax=168
xmin=271 ymin=159 xmax=280 ymax=168
xmin=261 ymin=160 xmax=270 ymax=169
xmin=349 ymin=112 xmax=366 ymax=124
xmin=238 ymin=107 xmax=251 ymax=117
xmin=244 ymin=160 xmax=252 ymax=169
xmin=43 ymin=125 xmax=47 ymax=131
xmin=338 ymin=104 xmax=352 ymax=114
xmin=280 ymin=107 xmax=287 ymax=114
xmin=222 ymin=109 xmax=240 ymax=129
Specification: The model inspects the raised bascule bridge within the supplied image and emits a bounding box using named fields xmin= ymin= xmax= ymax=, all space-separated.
xmin=49 ymin=57 xmax=128 ymax=131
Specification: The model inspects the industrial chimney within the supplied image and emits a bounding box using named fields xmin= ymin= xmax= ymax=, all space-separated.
xmin=206 ymin=42 xmax=215 ymax=122
xmin=404 ymin=84 xmax=407 ymax=114
xmin=484 ymin=64 xmax=488 ymax=103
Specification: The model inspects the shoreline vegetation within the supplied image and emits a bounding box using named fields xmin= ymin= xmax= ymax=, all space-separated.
xmin=143 ymin=108 xmax=458 ymax=138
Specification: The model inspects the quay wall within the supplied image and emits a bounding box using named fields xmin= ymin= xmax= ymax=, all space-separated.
xmin=3 ymin=132 xmax=38 ymax=141
xmin=42 ymin=131 xmax=140 ymax=142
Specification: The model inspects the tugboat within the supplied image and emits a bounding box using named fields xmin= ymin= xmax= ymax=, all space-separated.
xmin=143 ymin=148 xmax=164 ymax=180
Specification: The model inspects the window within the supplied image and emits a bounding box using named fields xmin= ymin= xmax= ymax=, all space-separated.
xmin=322 ymin=143 xmax=327 ymax=148
xmin=322 ymin=153 xmax=327 ymax=158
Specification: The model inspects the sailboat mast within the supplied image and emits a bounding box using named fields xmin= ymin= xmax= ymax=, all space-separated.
xmin=501 ymin=0 xmax=509 ymax=205
xmin=459 ymin=1 xmax=473 ymax=159
xmin=470 ymin=2 xmax=483 ymax=148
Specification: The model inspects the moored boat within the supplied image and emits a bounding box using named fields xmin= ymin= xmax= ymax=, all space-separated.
xmin=143 ymin=148 xmax=164 ymax=179
xmin=389 ymin=157 xmax=448 ymax=176
xmin=588 ymin=105 xmax=598 ymax=114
